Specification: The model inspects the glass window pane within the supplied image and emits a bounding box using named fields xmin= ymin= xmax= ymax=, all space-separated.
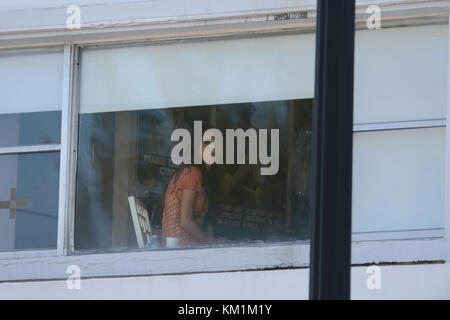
xmin=0 ymin=49 xmax=64 ymax=115
xmin=79 ymin=34 xmax=315 ymax=114
xmin=354 ymin=24 xmax=448 ymax=124
xmin=0 ymin=152 xmax=60 ymax=251
xmin=75 ymin=100 xmax=313 ymax=250
xmin=352 ymin=127 xmax=445 ymax=233
xmin=0 ymin=111 xmax=61 ymax=147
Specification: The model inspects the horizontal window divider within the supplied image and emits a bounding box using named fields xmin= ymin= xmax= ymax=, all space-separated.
xmin=352 ymin=228 xmax=445 ymax=242
xmin=0 ymin=144 xmax=61 ymax=155
xmin=353 ymin=118 xmax=446 ymax=132
xmin=0 ymin=238 xmax=447 ymax=282
xmin=0 ymin=249 xmax=57 ymax=261
xmin=0 ymin=242 xmax=311 ymax=282
xmin=0 ymin=46 xmax=64 ymax=58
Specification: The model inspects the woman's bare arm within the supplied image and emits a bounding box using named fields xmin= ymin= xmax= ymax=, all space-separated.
xmin=179 ymin=189 xmax=213 ymax=244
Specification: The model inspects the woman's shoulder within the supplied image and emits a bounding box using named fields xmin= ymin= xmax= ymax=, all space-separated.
xmin=175 ymin=166 xmax=203 ymax=193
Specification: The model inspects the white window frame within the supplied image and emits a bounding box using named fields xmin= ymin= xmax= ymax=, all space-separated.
xmin=0 ymin=46 xmax=64 ymax=259
xmin=0 ymin=0 xmax=448 ymax=282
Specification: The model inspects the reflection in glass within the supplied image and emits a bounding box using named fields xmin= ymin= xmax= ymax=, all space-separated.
xmin=354 ymin=24 xmax=448 ymax=124
xmin=0 ymin=111 xmax=61 ymax=147
xmin=352 ymin=127 xmax=445 ymax=232
xmin=75 ymin=99 xmax=312 ymax=251
xmin=0 ymin=152 xmax=60 ymax=251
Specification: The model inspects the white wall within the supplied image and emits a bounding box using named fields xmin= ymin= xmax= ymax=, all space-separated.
xmin=0 ymin=0 xmax=441 ymax=12
xmin=0 ymin=263 xmax=449 ymax=299
xmin=1 ymin=0 xmax=448 ymax=37
xmin=0 ymin=0 xmax=315 ymax=12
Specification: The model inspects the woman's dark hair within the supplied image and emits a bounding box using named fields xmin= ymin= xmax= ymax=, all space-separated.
xmin=168 ymin=120 xmax=217 ymax=188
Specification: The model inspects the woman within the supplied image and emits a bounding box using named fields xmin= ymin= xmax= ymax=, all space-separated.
xmin=162 ymin=139 xmax=218 ymax=247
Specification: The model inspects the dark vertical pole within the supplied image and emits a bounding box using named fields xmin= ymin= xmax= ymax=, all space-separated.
xmin=309 ymin=0 xmax=355 ymax=300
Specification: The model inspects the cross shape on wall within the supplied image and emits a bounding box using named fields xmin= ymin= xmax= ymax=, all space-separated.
xmin=0 ymin=188 xmax=30 ymax=219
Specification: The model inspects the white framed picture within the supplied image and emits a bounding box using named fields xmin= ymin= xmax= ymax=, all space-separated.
xmin=128 ymin=196 xmax=152 ymax=248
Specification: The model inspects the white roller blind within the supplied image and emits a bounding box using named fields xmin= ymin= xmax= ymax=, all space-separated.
xmin=354 ymin=24 xmax=448 ymax=124
xmin=81 ymin=24 xmax=448 ymax=120
xmin=352 ymin=127 xmax=445 ymax=233
xmin=0 ymin=49 xmax=64 ymax=115
xmin=79 ymin=33 xmax=316 ymax=114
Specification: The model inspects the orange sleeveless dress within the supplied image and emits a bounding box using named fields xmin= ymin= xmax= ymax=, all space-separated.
xmin=162 ymin=166 xmax=208 ymax=247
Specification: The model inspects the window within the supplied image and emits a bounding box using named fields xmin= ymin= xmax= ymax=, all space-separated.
xmin=352 ymin=24 xmax=448 ymax=236
xmin=75 ymin=34 xmax=316 ymax=251
xmin=73 ymin=24 xmax=448 ymax=253
xmin=0 ymin=49 xmax=64 ymax=251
